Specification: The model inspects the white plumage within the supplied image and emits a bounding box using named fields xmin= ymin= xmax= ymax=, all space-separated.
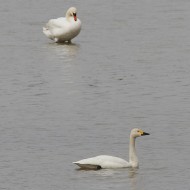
xmin=73 ymin=128 xmax=150 ymax=169
xmin=43 ymin=7 xmax=81 ymax=43
xmin=74 ymin=155 xmax=130 ymax=169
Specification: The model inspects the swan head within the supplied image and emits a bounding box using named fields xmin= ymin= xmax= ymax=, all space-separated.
xmin=66 ymin=7 xmax=78 ymax=21
xmin=130 ymin=128 xmax=150 ymax=138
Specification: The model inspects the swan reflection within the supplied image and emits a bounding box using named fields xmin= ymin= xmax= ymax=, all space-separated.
xmin=129 ymin=168 xmax=138 ymax=190
xmin=46 ymin=42 xmax=80 ymax=62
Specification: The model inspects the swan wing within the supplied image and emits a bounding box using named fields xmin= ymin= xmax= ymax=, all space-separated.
xmin=43 ymin=17 xmax=81 ymax=42
xmin=73 ymin=155 xmax=131 ymax=169
xmin=45 ymin=17 xmax=67 ymax=28
xmin=43 ymin=18 xmax=67 ymax=40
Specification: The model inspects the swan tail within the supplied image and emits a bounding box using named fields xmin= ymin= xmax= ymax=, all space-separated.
xmin=43 ymin=27 xmax=54 ymax=40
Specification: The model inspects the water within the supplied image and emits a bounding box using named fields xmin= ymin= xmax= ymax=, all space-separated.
xmin=0 ymin=0 xmax=190 ymax=189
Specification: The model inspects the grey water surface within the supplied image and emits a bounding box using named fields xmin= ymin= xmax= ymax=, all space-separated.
xmin=0 ymin=0 xmax=190 ymax=189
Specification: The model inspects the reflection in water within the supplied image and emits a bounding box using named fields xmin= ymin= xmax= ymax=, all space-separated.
xmin=42 ymin=42 xmax=80 ymax=85
xmin=76 ymin=167 xmax=139 ymax=190
xmin=76 ymin=167 xmax=138 ymax=178
xmin=46 ymin=42 xmax=80 ymax=62
xmin=95 ymin=169 xmax=118 ymax=177
xmin=128 ymin=168 xmax=138 ymax=190
xmin=128 ymin=168 xmax=138 ymax=178
xmin=76 ymin=168 xmax=117 ymax=176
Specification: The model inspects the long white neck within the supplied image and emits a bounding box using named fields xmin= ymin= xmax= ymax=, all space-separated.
xmin=66 ymin=11 xmax=72 ymax=21
xmin=129 ymin=135 xmax=139 ymax=167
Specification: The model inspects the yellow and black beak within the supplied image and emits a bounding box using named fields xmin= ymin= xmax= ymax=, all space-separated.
xmin=141 ymin=132 xmax=150 ymax=136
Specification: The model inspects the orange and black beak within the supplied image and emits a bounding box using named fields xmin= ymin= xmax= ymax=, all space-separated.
xmin=73 ymin=13 xmax=77 ymax=21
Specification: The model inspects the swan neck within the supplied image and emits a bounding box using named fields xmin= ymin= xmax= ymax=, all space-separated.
xmin=66 ymin=11 xmax=71 ymax=20
xmin=129 ymin=135 xmax=138 ymax=167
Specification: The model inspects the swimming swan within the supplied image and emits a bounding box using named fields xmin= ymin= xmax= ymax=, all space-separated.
xmin=73 ymin=128 xmax=149 ymax=169
xmin=43 ymin=7 xmax=81 ymax=43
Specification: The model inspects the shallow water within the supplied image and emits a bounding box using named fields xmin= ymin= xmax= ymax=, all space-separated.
xmin=0 ymin=0 xmax=190 ymax=189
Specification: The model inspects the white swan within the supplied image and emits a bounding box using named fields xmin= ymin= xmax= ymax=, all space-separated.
xmin=43 ymin=7 xmax=81 ymax=43
xmin=73 ymin=128 xmax=149 ymax=169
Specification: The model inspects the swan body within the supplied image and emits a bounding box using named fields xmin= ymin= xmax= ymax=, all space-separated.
xmin=43 ymin=7 xmax=81 ymax=43
xmin=73 ymin=128 xmax=149 ymax=169
xmin=73 ymin=155 xmax=130 ymax=169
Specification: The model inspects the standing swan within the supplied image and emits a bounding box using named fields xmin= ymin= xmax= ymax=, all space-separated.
xmin=73 ymin=128 xmax=149 ymax=169
xmin=43 ymin=7 xmax=81 ymax=43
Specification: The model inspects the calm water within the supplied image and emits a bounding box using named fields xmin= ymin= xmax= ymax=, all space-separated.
xmin=0 ymin=0 xmax=190 ymax=189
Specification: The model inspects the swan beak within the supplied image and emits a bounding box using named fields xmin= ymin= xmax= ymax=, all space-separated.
xmin=142 ymin=132 xmax=150 ymax=136
xmin=73 ymin=13 xmax=77 ymax=21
